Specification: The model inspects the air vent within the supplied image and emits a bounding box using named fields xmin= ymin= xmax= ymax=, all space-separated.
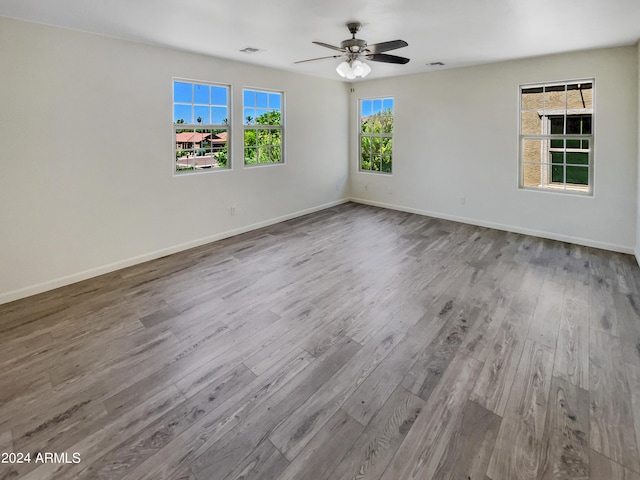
xmin=428 ymin=61 xmax=445 ymax=66
xmin=239 ymin=47 xmax=263 ymax=54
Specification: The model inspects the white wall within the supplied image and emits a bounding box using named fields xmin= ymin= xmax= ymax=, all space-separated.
xmin=0 ymin=16 xmax=350 ymax=304
xmin=351 ymin=46 xmax=639 ymax=253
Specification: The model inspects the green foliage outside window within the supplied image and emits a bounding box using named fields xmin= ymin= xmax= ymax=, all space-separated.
xmin=361 ymin=108 xmax=393 ymax=173
xmin=244 ymin=111 xmax=282 ymax=165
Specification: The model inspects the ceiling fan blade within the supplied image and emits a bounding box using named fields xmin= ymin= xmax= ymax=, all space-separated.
xmin=294 ymin=54 xmax=343 ymax=64
xmin=368 ymin=53 xmax=410 ymax=64
xmin=312 ymin=41 xmax=344 ymax=52
xmin=366 ymin=40 xmax=408 ymax=54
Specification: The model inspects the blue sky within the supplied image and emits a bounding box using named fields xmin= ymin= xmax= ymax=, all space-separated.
xmin=361 ymin=98 xmax=393 ymax=117
xmin=173 ymin=82 xmax=282 ymax=125
xmin=173 ymin=82 xmax=228 ymax=124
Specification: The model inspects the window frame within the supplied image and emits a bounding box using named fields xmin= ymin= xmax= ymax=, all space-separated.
xmin=518 ymin=79 xmax=594 ymax=195
xmin=359 ymin=97 xmax=394 ymax=175
xmin=172 ymin=78 xmax=232 ymax=175
xmin=242 ymin=87 xmax=285 ymax=167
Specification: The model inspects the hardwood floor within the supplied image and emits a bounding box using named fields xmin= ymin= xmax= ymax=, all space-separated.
xmin=1 ymin=202 xmax=640 ymax=479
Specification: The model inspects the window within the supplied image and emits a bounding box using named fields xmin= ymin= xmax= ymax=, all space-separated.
xmin=173 ymin=80 xmax=230 ymax=173
xmin=360 ymin=97 xmax=394 ymax=174
xmin=520 ymin=80 xmax=593 ymax=194
xmin=243 ymin=89 xmax=283 ymax=165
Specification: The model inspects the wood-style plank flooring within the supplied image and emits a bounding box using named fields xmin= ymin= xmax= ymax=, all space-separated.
xmin=2 ymin=202 xmax=640 ymax=480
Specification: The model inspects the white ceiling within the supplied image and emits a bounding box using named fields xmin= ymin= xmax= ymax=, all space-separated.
xmin=1 ymin=0 xmax=639 ymax=81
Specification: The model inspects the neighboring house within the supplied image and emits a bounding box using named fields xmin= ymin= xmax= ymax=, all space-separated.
xmin=209 ymin=131 xmax=227 ymax=151
xmin=175 ymin=132 xmax=211 ymax=150
xmin=175 ymin=131 xmax=227 ymax=151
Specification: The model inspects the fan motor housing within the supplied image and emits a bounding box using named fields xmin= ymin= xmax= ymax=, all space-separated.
xmin=341 ymin=38 xmax=367 ymax=52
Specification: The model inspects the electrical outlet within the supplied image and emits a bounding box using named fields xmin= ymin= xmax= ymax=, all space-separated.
xmin=459 ymin=197 xmax=465 ymax=205
xmin=230 ymin=206 xmax=236 ymax=216
xmin=364 ymin=184 xmax=368 ymax=191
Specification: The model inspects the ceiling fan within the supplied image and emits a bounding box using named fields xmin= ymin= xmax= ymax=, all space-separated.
xmin=295 ymin=22 xmax=409 ymax=79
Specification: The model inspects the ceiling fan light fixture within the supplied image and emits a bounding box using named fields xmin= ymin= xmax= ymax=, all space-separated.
xmin=336 ymin=61 xmax=351 ymax=78
xmin=359 ymin=61 xmax=372 ymax=78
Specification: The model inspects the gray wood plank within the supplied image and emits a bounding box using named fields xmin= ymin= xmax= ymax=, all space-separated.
xmin=537 ymin=377 xmax=589 ymax=480
xmin=269 ymin=328 xmax=402 ymax=460
xmin=590 ymin=330 xmax=640 ymax=472
xmin=470 ymin=308 xmax=531 ymax=416
xmin=275 ymin=409 xmax=363 ymax=480
xmin=223 ymin=440 xmax=288 ymax=480
xmin=486 ymin=340 xmax=554 ymax=480
xmin=430 ymin=400 xmax=501 ymax=480
xmin=590 ymin=450 xmax=640 ymax=480
xmin=554 ymin=278 xmax=590 ymax=389
xmin=325 ymin=386 xmax=425 ymax=480
xmin=189 ymin=337 xmax=361 ymax=480
xmin=380 ymin=353 xmax=482 ymax=480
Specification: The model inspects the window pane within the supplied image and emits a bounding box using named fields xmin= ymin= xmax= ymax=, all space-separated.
xmin=361 ymin=153 xmax=371 ymax=171
xmin=381 ymin=137 xmax=392 ymax=156
xmin=550 ymin=116 xmax=564 ymax=134
xmin=544 ymin=85 xmax=565 ymax=110
xmin=522 ymin=163 xmax=546 ymax=187
xmin=361 ymin=100 xmax=372 ymax=117
xmin=550 ymin=139 xmax=564 ymax=149
xmin=256 ymin=109 xmax=268 ymax=123
xmin=271 ymin=129 xmax=281 ymax=145
xmin=258 ymin=147 xmax=270 ymax=164
xmin=194 ymin=84 xmax=209 ymax=104
xmin=211 ymin=107 xmax=227 ymax=124
xmin=268 ymin=93 xmax=281 ymax=109
xmin=211 ymin=129 xmax=228 ymax=168
xmin=383 ymin=98 xmax=394 ymax=112
xmin=566 ymin=166 xmax=588 ymax=185
xmin=522 ymin=138 xmax=543 ymax=164
xmin=551 ymin=165 xmax=564 ymax=183
xmin=362 ymin=117 xmax=374 ymax=133
xmin=257 ymin=129 xmax=269 ymax=145
xmin=566 ymin=152 xmax=588 ymax=165
xmin=566 ymin=115 xmax=591 ymax=135
xmin=244 ymin=109 xmax=255 ymax=125
xmin=245 ymin=147 xmax=257 ymax=164
xmin=381 ymin=156 xmax=392 ymax=173
xmin=256 ymin=91 xmax=268 ymax=108
xmin=550 ymin=152 xmax=564 ymax=164
xmin=371 ymin=155 xmax=382 ymax=171
xmin=521 ymin=111 xmax=542 ymax=135
xmin=194 ymin=106 xmax=209 ymax=124
xmin=174 ymin=82 xmax=192 ymax=103
xmin=372 ymin=99 xmax=383 ymax=115
xmin=270 ymin=146 xmax=281 ymax=163
xmin=174 ymin=104 xmax=192 ymax=124
xmin=244 ymin=90 xmax=255 ymax=107
xmin=567 ymin=83 xmax=592 ymax=109
xmin=371 ymin=137 xmax=381 ymax=154
xmin=361 ymin=136 xmax=371 ymax=154
xmin=521 ymin=87 xmax=543 ymax=110
xmin=211 ymin=86 xmax=227 ymax=105
xmin=244 ymin=129 xmax=257 ymax=146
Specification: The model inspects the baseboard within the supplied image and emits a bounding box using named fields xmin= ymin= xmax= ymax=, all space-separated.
xmin=0 ymin=198 xmax=349 ymax=306
xmin=350 ymin=197 xmax=635 ymax=255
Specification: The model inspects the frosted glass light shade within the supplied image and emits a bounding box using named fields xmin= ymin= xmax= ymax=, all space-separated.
xmin=336 ymin=59 xmax=372 ymax=79
xmin=336 ymin=61 xmax=350 ymax=78
xmin=359 ymin=62 xmax=372 ymax=78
